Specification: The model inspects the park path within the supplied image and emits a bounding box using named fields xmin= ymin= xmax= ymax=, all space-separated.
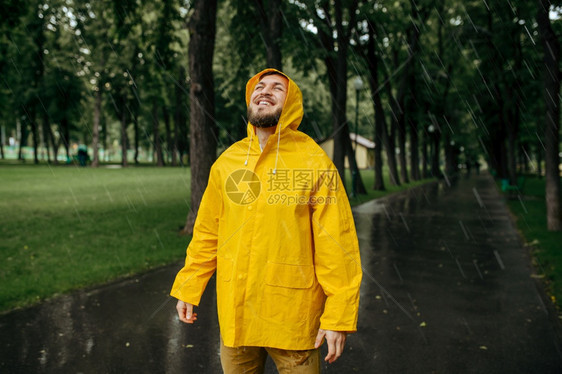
xmin=1 ymin=173 xmax=561 ymax=373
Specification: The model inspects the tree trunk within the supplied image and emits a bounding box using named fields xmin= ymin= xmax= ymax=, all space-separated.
xmin=431 ymin=126 xmax=441 ymax=177
xmin=163 ymin=106 xmax=175 ymax=165
xmin=405 ymin=0 xmax=426 ymax=182
xmin=408 ymin=81 xmax=420 ymax=181
xmin=175 ymin=66 xmax=188 ymax=166
xmin=444 ymin=132 xmax=456 ymax=176
xmin=366 ymin=21 xmax=385 ymax=191
xmin=327 ymin=45 xmax=348 ymax=184
xmin=409 ymin=116 xmax=420 ymax=181
xmin=30 ymin=113 xmax=39 ymax=164
xmin=92 ymin=86 xmax=101 ymax=167
xmin=61 ymin=118 xmax=71 ymax=161
xmin=537 ymin=0 xmax=561 ymax=231
xmin=183 ymin=0 xmax=218 ymax=234
xmin=518 ymin=143 xmax=529 ymax=174
xmin=0 ymin=127 xmax=3 ymax=158
xmin=120 ymin=105 xmax=128 ymax=167
xmin=17 ymin=120 xmax=26 ymax=161
xmin=487 ymin=93 xmax=509 ymax=179
xmin=431 ymin=3 xmax=446 ymax=179
xmin=505 ymin=49 xmax=520 ymax=184
xmin=49 ymin=124 xmax=59 ymax=164
xmin=395 ymin=79 xmax=409 ymax=184
xmin=345 ymin=126 xmax=367 ymax=195
xmin=42 ymin=112 xmax=51 ymax=163
xmin=255 ymin=0 xmax=283 ymax=70
xmin=316 ymin=0 xmax=361 ymax=193
xmin=384 ymin=77 xmax=402 ymax=185
xmin=537 ymin=140 xmax=543 ymax=177
xmin=172 ymin=100 xmax=180 ymax=166
xmin=133 ymin=111 xmax=139 ymax=164
xmin=102 ymin=109 xmax=108 ymax=162
xmin=396 ymin=2 xmax=429 ymax=182
xmin=422 ymin=126 xmax=429 ymax=179
xmin=152 ymin=99 xmax=164 ymax=167
xmin=386 ymin=47 xmax=409 ymax=184
xmin=506 ymin=105 xmax=518 ymax=184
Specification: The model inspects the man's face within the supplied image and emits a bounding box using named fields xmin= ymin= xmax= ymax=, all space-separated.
xmin=247 ymin=74 xmax=288 ymax=128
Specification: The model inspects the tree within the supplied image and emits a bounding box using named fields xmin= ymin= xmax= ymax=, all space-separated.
xmin=0 ymin=0 xmax=27 ymax=160
xmin=254 ymin=0 xmax=283 ymax=69
xmin=365 ymin=19 xmax=386 ymax=190
xmin=537 ymin=0 xmax=562 ymax=231
xmin=298 ymin=0 xmax=366 ymax=195
xmin=183 ymin=0 xmax=218 ymax=234
xmin=74 ymin=0 xmax=113 ymax=167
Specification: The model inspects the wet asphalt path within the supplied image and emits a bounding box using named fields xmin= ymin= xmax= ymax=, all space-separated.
xmin=1 ymin=174 xmax=561 ymax=373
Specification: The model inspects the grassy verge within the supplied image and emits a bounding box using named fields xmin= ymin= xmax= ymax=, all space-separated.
xmin=0 ymin=164 xmax=192 ymax=312
xmin=502 ymin=176 xmax=562 ymax=310
xmin=0 ymin=163 xmax=434 ymax=312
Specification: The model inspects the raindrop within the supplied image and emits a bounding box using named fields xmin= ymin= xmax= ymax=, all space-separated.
xmin=398 ymin=213 xmax=410 ymax=233
xmin=472 ymin=188 xmax=484 ymax=208
xmin=473 ymin=260 xmax=483 ymax=279
xmin=393 ymin=263 xmax=404 ymax=284
xmin=459 ymin=220 xmax=470 ymax=240
xmin=456 ymin=258 xmax=467 ymax=279
xmin=493 ymin=250 xmax=505 ymax=270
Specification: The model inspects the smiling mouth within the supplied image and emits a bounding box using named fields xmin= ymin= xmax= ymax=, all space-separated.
xmin=258 ymin=100 xmax=273 ymax=106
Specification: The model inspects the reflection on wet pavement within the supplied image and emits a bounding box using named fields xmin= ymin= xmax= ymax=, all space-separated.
xmin=1 ymin=175 xmax=560 ymax=373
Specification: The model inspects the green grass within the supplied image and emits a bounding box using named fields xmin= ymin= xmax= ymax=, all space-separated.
xmin=0 ymin=164 xmax=192 ymax=311
xmin=0 ymin=163 xmax=434 ymax=312
xmin=502 ymin=176 xmax=562 ymax=310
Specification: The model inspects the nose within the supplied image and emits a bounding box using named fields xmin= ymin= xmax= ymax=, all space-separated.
xmin=260 ymin=84 xmax=273 ymax=96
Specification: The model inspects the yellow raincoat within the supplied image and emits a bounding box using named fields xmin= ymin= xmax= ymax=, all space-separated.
xmin=171 ymin=68 xmax=362 ymax=350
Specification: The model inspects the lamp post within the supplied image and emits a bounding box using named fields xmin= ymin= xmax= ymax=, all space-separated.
xmin=352 ymin=76 xmax=363 ymax=197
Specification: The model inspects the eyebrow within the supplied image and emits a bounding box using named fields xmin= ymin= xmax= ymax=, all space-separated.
xmin=255 ymin=82 xmax=286 ymax=90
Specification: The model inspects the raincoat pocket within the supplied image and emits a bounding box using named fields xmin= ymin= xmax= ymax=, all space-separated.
xmin=265 ymin=262 xmax=314 ymax=289
xmin=217 ymin=256 xmax=233 ymax=282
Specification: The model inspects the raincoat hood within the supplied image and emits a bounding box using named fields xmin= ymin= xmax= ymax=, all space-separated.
xmin=245 ymin=68 xmax=303 ymax=137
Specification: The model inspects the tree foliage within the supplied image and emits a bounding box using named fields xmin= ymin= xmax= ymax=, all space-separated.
xmin=1 ymin=0 xmax=561 ymax=229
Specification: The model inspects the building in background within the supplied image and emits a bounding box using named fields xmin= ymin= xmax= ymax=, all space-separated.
xmin=318 ymin=133 xmax=375 ymax=169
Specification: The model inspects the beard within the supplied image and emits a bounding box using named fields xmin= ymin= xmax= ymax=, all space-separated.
xmin=247 ymin=106 xmax=282 ymax=128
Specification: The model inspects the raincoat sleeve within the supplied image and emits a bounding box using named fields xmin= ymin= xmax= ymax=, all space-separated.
xmin=311 ymin=166 xmax=362 ymax=332
xmin=170 ymin=165 xmax=222 ymax=306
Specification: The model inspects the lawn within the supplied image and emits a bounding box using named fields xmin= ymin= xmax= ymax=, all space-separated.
xmin=0 ymin=164 xmax=192 ymax=311
xmin=0 ymin=163 xmax=435 ymax=312
xmin=502 ymin=176 xmax=562 ymax=310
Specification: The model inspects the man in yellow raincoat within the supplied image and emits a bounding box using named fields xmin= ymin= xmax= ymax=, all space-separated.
xmin=171 ymin=68 xmax=362 ymax=373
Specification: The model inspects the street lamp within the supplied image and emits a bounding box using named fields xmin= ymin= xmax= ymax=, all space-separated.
xmin=352 ymin=76 xmax=363 ymax=197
